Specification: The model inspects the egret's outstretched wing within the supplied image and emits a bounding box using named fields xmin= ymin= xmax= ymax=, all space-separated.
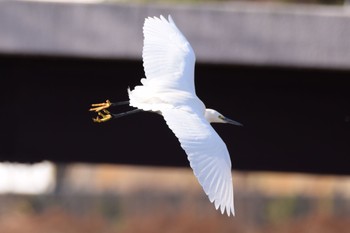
xmin=142 ymin=15 xmax=196 ymax=93
xmin=161 ymin=108 xmax=235 ymax=216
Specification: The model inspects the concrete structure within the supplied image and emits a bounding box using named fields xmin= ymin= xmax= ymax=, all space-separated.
xmin=1 ymin=1 xmax=350 ymax=69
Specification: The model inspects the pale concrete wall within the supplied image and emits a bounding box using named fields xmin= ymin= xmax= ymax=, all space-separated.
xmin=1 ymin=1 xmax=350 ymax=69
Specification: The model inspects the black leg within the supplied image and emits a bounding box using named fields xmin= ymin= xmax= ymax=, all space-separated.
xmin=90 ymin=100 xmax=129 ymax=112
xmin=110 ymin=108 xmax=143 ymax=119
xmin=110 ymin=101 xmax=129 ymax=107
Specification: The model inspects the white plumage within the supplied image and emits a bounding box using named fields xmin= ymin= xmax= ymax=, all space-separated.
xmin=128 ymin=15 xmax=238 ymax=216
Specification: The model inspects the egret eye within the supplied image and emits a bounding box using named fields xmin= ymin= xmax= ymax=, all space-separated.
xmin=218 ymin=115 xmax=225 ymax=120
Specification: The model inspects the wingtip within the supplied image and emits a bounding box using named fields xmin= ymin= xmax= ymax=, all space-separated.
xmin=229 ymin=207 xmax=235 ymax=217
xmin=144 ymin=14 xmax=175 ymax=26
xmin=159 ymin=15 xmax=166 ymax=21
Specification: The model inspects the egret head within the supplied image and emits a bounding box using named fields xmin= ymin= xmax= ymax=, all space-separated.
xmin=205 ymin=109 xmax=243 ymax=126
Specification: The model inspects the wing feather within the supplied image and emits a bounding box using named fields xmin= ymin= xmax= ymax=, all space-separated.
xmin=142 ymin=15 xmax=196 ymax=93
xmin=161 ymin=108 xmax=235 ymax=216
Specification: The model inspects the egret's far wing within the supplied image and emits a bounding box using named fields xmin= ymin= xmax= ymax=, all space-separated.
xmin=142 ymin=15 xmax=196 ymax=93
xmin=161 ymin=108 xmax=235 ymax=216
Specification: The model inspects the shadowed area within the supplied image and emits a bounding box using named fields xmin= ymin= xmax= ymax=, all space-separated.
xmin=1 ymin=55 xmax=349 ymax=175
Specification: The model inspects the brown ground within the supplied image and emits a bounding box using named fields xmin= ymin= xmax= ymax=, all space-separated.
xmin=0 ymin=193 xmax=349 ymax=233
xmin=1 ymin=165 xmax=349 ymax=233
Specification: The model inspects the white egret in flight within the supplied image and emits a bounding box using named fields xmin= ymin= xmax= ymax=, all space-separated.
xmin=90 ymin=15 xmax=242 ymax=216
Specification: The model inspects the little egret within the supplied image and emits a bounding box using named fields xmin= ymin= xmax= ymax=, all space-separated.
xmin=90 ymin=15 xmax=242 ymax=216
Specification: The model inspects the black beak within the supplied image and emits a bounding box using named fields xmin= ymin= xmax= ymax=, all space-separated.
xmin=224 ymin=117 xmax=243 ymax=127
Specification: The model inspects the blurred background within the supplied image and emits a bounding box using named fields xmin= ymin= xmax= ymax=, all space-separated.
xmin=1 ymin=0 xmax=350 ymax=232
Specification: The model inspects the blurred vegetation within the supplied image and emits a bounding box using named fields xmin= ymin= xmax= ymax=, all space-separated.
xmin=108 ymin=0 xmax=346 ymax=6
xmin=0 ymin=191 xmax=349 ymax=233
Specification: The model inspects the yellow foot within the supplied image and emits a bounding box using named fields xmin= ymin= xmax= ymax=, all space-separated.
xmin=92 ymin=109 xmax=112 ymax=123
xmin=89 ymin=100 xmax=112 ymax=112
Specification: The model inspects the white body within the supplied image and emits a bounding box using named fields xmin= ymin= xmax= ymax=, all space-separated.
xmin=128 ymin=15 xmax=235 ymax=216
